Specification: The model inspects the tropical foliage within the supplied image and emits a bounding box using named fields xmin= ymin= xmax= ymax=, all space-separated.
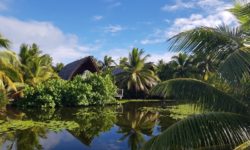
xmin=168 ymin=25 xmax=250 ymax=82
xmin=19 ymin=44 xmax=58 ymax=85
xmin=17 ymin=73 xmax=117 ymax=108
xmin=143 ymin=2 xmax=250 ymax=149
xmin=115 ymin=48 xmax=159 ymax=97
xmin=0 ymin=34 xmax=10 ymax=49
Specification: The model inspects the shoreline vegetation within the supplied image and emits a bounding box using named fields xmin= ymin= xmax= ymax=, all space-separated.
xmin=1 ymin=2 xmax=250 ymax=149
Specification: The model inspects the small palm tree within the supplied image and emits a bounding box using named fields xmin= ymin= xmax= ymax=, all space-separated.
xmin=170 ymin=53 xmax=194 ymax=78
xmin=103 ymin=55 xmax=116 ymax=68
xmin=115 ymin=48 xmax=159 ymax=97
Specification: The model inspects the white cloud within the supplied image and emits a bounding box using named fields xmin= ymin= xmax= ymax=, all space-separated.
xmin=0 ymin=16 xmax=98 ymax=64
xmin=161 ymin=0 xmax=194 ymax=11
xmin=108 ymin=2 xmax=121 ymax=8
xmin=104 ymin=25 xmax=124 ymax=33
xmin=142 ymin=0 xmax=238 ymax=45
xmin=92 ymin=15 xmax=103 ymax=21
xmin=101 ymin=48 xmax=130 ymax=63
xmin=141 ymin=39 xmax=165 ymax=45
xmin=162 ymin=0 xmax=232 ymax=12
xmin=149 ymin=52 xmax=177 ymax=63
xmin=167 ymin=11 xmax=238 ymax=37
xmin=102 ymin=47 xmax=176 ymax=64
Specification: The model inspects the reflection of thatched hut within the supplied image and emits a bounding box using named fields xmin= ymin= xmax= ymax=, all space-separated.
xmin=59 ymin=56 xmax=99 ymax=80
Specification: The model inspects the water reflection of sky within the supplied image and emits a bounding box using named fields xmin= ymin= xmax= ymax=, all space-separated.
xmin=37 ymin=125 xmax=161 ymax=150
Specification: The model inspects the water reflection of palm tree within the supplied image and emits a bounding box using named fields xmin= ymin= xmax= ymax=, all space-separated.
xmin=116 ymin=110 xmax=159 ymax=150
xmin=2 ymin=127 xmax=47 ymax=150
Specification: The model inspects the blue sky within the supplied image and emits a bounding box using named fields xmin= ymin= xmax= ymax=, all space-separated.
xmin=0 ymin=0 xmax=239 ymax=64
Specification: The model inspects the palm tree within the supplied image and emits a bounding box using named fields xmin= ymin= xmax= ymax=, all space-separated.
xmin=119 ymin=57 xmax=129 ymax=68
xmin=103 ymin=55 xmax=116 ymax=68
xmin=115 ymin=48 xmax=159 ymax=97
xmin=53 ymin=63 xmax=64 ymax=73
xmin=230 ymin=2 xmax=250 ymax=31
xmin=0 ymin=50 xmax=24 ymax=104
xmin=0 ymin=34 xmax=10 ymax=49
xmin=193 ymin=53 xmax=218 ymax=80
xmin=168 ymin=25 xmax=250 ymax=82
xmin=19 ymin=44 xmax=57 ymax=85
xmin=116 ymin=110 xmax=159 ymax=150
xmin=170 ymin=53 xmax=195 ymax=78
xmin=143 ymin=3 xmax=250 ymax=149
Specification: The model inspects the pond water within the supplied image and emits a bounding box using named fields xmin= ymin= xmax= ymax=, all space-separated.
xmin=0 ymin=101 xmax=178 ymax=150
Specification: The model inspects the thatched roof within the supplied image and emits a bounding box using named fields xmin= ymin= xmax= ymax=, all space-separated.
xmin=59 ymin=56 xmax=99 ymax=80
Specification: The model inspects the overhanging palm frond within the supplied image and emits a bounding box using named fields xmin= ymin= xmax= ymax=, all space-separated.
xmin=150 ymin=78 xmax=247 ymax=113
xmin=230 ymin=3 xmax=250 ymax=30
xmin=168 ymin=26 xmax=237 ymax=55
xmin=167 ymin=26 xmax=249 ymax=82
xmin=143 ymin=112 xmax=250 ymax=150
xmin=234 ymin=140 xmax=250 ymax=150
xmin=218 ymin=47 xmax=250 ymax=82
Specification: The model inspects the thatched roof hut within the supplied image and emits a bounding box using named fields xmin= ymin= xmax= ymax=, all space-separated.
xmin=59 ymin=56 xmax=99 ymax=80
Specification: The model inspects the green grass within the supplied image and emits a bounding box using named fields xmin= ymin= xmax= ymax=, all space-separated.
xmin=168 ymin=104 xmax=204 ymax=119
xmin=140 ymin=104 xmax=205 ymax=120
xmin=117 ymin=99 xmax=163 ymax=104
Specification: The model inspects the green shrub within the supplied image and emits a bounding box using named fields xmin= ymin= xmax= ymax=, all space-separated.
xmin=17 ymin=73 xmax=117 ymax=108
xmin=83 ymin=73 xmax=117 ymax=105
xmin=61 ymin=76 xmax=92 ymax=106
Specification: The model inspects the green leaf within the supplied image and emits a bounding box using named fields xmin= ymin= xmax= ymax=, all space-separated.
xmin=150 ymin=78 xmax=247 ymax=113
xmin=143 ymin=112 xmax=250 ymax=150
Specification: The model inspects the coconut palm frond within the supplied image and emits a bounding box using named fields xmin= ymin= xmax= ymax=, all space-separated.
xmin=0 ymin=61 xmax=23 ymax=82
xmin=0 ymin=34 xmax=10 ymax=49
xmin=230 ymin=3 xmax=250 ymax=30
xmin=143 ymin=112 xmax=250 ymax=150
xmin=234 ymin=140 xmax=250 ymax=150
xmin=0 ymin=50 xmax=21 ymax=67
xmin=168 ymin=26 xmax=237 ymax=55
xmin=218 ymin=47 xmax=250 ymax=82
xmin=0 ymin=71 xmax=17 ymax=92
xmin=150 ymin=78 xmax=247 ymax=113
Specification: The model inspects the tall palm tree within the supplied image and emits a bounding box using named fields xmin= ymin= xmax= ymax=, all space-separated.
xmin=0 ymin=34 xmax=10 ymax=49
xmin=115 ymin=48 xmax=159 ymax=96
xmin=170 ymin=53 xmax=194 ymax=78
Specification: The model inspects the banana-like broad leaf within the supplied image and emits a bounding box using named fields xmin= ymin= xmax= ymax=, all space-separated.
xmin=150 ymin=78 xmax=247 ymax=113
xmin=143 ymin=112 xmax=250 ymax=150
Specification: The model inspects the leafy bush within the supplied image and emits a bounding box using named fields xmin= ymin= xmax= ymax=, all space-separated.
xmin=17 ymin=73 xmax=117 ymax=108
